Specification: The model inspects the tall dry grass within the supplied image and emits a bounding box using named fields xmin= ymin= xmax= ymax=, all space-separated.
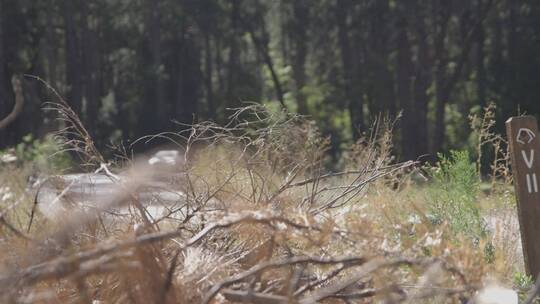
xmin=0 ymin=100 xmax=528 ymax=303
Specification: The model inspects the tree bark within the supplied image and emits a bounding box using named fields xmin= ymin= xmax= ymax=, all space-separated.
xmin=432 ymin=0 xmax=494 ymax=154
xmin=0 ymin=0 xmax=8 ymax=146
xmin=225 ymin=0 xmax=240 ymax=109
xmin=431 ymin=0 xmax=451 ymax=156
xmin=412 ymin=8 xmax=431 ymax=160
xmin=396 ymin=15 xmax=415 ymax=161
xmin=204 ymin=33 xmax=215 ymax=120
xmin=246 ymin=21 xmax=286 ymax=110
xmin=176 ymin=28 xmax=201 ymax=125
xmin=291 ymin=1 xmax=309 ymax=115
xmin=45 ymin=2 xmax=58 ymax=89
xmin=476 ymin=0 xmax=486 ymax=108
xmin=81 ymin=0 xmax=101 ymax=137
xmin=336 ymin=0 xmax=364 ymax=139
xmin=368 ymin=1 xmax=395 ymax=118
xmin=63 ymin=0 xmax=83 ymax=116
xmin=139 ymin=0 xmax=165 ymax=135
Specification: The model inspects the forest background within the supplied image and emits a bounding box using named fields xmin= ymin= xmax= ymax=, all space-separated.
xmin=1 ymin=0 xmax=539 ymax=166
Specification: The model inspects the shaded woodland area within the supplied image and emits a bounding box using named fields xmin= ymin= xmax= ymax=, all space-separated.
xmin=0 ymin=0 xmax=539 ymax=161
xmin=0 ymin=2 xmax=539 ymax=302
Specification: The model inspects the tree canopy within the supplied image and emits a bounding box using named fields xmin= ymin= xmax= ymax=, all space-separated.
xmin=0 ymin=0 xmax=539 ymax=163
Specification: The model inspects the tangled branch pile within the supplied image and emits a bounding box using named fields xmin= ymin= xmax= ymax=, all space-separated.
xmin=0 ymin=104 xmax=511 ymax=303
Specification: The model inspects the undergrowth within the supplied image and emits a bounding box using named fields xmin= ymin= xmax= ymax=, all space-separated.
xmin=427 ymin=150 xmax=485 ymax=239
xmin=0 ymin=100 xmax=528 ymax=303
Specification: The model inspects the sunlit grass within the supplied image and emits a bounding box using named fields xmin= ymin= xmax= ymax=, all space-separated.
xmin=0 ymin=105 xmax=530 ymax=303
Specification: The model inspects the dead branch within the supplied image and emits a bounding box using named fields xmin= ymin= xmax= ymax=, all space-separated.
xmin=222 ymin=289 xmax=288 ymax=304
xmin=203 ymin=255 xmax=368 ymax=304
xmin=297 ymin=257 xmax=469 ymax=304
xmin=0 ymin=212 xmax=316 ymax=289
xmin=0 ymin=76 xmax=24 ymax=131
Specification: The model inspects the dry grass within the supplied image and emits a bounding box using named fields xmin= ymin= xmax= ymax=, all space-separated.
xmin=0 ymin=103 xmax=528 ymax=303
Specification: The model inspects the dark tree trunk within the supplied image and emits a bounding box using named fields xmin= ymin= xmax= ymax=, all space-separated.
xmin=336 ymin=0 xmax=364 ymax=139
xmin=412 ymin=12 xmax=431 ymax=160
xmin=431 ymin=0 xmax=451 ymax=156
xmin=506 ymin=0 xmax=518 ymax=116
xmin=226 ymin=0 xmax=240 ymax=109
xmin=204 ymin=33 xmax=215 ymax=120
xmin=291 ymin=1 xmax=309 ymax=115
xmin=433 ymin=77 xmax=448 ymax=156
xmin=0 ymin=0 xmax=7 ymax=147
xmin=369 ymin=1 xmax=395 ymax=118
xmin=246 ymin=21 xmax=286 ymax=110
xmin=45 ymin=2 xmax=58 ymax=89
xmin=476 ymin=1 xmax=486 ymax=108
xmin=63 ymin=0 xmax=83 ymax=116
xmin=214 ymin=37 xmax=224 ymax=100
xmin=170 ymin=22 xmax=200 ymax=127
xmin=432 ymin=0 xmax=494 ymax=154
xmin=139 ymin=0 xmax=164 ymax=136
xmin=178 ymin=39 xmax=201 ymax=125
xmin=81 ymin=1 xmax=101 ymax=138
xmin=396 ymin=15 xmax=415 ymax=161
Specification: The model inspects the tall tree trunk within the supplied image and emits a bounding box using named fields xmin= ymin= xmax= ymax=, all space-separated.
xmin=178 ymin=38 xmax=201 ymax=125
xmin=491 ymin=2 xmax=504 ymax=112
xmin=433 ymin=74 xmax=448 ymax=156
xmin=63 ymin=0 xmax=83 ymax=116
xmin=431 ymin=0 xmax=451 ymax=156
xmin=291 ymin=1 xmax=308 ymax=115
xmin=336 ymin=0 xmax=364 ymax=139
xmin=214 ymin=37 xmax=224 ymax=100
xmin=396 ymin=15 xmax=415 ymax=161
xmin=506 ymin=0 xmax=518 ymax=116
xmin=244 ymin=14 xmax=286 ymax=110
xmin=81 ymin=1 xmax=101 ymax=138
xmin=246 ymin=24 xmax=286 ymax=110
xmin=412 ymin=11 xmax=431 ymax=159
xmin=226 ymin=0 xmax=240 ymax=109
xmin=0 ymin=0 xmax=8 ymax=147
xmin=204 ymin=33 xmax=215 ymax=120
xmin=140 ymin=0 xmax=164 ymax=135
xmin=476 ymin=1 xmax=486 ymax=108
xmin=43 ymin=1 xmax=59 ymax=134
xmin=369 ymin=1 xmax=395 ymax=118
xmin=432 ymin=0 xmax=494 ymax=154
xmin=45 ymin=2 xmax=58 ymax=89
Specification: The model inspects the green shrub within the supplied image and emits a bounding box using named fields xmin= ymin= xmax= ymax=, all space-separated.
xmin=513 ymin=272 xmax=536 ymax=302
xmin=427 ymin=150 xmax=485 ymax=238
xmin=7 ymin=134 xmax=72 ymax=172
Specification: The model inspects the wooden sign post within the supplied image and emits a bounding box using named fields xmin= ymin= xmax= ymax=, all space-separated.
xmin=507 ymin=116 xmax=540 ymax=277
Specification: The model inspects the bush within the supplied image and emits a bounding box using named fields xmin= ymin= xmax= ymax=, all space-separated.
xmin=427 ymin=150 xmax=485 ymax=238
xmin=7 ymin=134 xmax=71 ymax=172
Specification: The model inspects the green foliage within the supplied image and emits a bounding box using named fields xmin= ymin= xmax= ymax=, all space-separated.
xmin=7 ymin=134 xmax=72 ymax=172
xmin=513 ymin=272 xmax=536 ymax=302
xmin=3 ymin=0 xmax=540 ymax=161
xmin=427 ymin=150 xmax=485 ymax=238
xmin=444 ymin=103 xmax=475 ymax=153
xmin=513 ymin=272 xmax=534 ymax=289
xmin=483 ymin=241 xmax=495 ymax=263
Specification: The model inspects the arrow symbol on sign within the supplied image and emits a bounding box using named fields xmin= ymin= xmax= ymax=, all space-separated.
xmin=517 ymin=128 xmax=536 ymax=144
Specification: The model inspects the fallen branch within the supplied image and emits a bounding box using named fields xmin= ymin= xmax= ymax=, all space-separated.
xmin=0 ymin=212 xmax=316 ymax=288
xmin=203 ymin=255 xmax=368 ymax=304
